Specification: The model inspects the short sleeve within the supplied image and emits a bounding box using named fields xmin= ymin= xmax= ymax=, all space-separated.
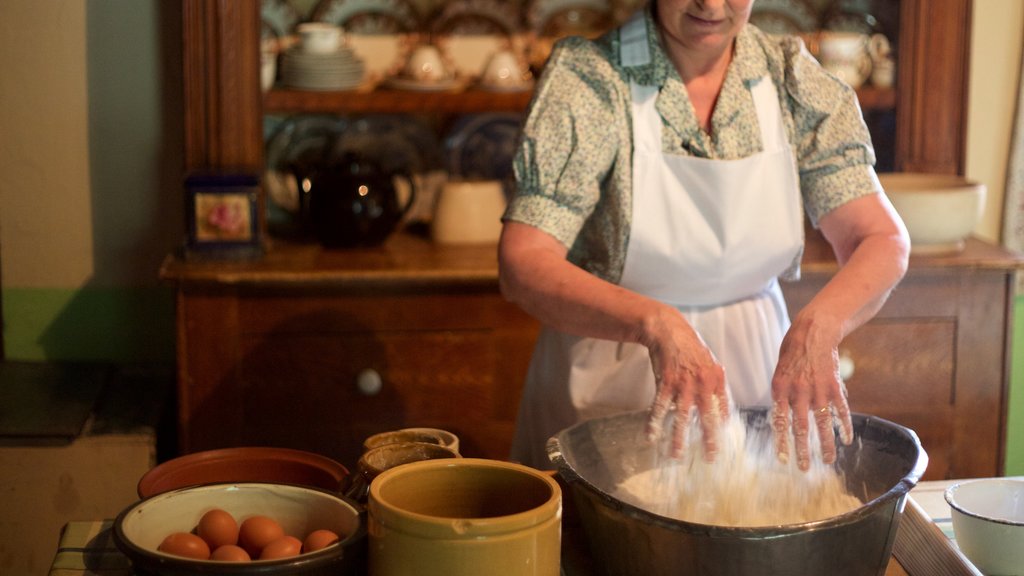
xmin=778 ymin=37 xmax=883 ymax=225
xmin=504 ymin=37 xmax=622 ymax=248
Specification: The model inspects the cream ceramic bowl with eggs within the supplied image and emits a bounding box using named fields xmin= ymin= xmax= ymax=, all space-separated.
xmin=945 ymin=478 xmax=1024 ymax=575
xmin=113 ymin=482 xmax=366 ymax=575
xmin=878 ymin=172 xmax=986 ymax=255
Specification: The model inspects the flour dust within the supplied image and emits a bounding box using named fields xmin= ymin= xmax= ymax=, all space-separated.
xmin=614 ymin=409 xmax=862 ymax=527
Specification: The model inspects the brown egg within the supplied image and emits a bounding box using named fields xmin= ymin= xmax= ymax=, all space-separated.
xmin=197 ymin=508 xmax=239 ymax=550
xmin=210 ymin=544 xmax=251 ymax=562
xmin=238 ymin=515 xmax=285 ymax=558
xmin=259 ymin=535 xmax=302 ymax=560
xmin=303 ymin=529 xmax=340 ymax=553
xmin=157 ymin=532 xmax=211 ymax=560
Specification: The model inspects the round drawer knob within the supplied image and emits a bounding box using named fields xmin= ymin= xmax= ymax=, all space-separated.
xmin=356 ymin=369 xmax=383 ymax=396
xmin=838 ymin=352 xmax=855 ymax=382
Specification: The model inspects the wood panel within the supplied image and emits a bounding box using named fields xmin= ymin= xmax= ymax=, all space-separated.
xmin=896 ymin=0 xmax=972 ymax=174
xmin=173 ymin=283 xmax=539 ymax=470
xmin=182 ymin=0 xmax=263 ymax=171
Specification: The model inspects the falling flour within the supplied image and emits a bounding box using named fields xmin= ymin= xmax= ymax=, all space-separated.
xmin=614 ymin=410 xmax=862 ymax=527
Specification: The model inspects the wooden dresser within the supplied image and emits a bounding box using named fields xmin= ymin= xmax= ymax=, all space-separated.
xmin=162 ymin=233 xmax=1020 ymax=479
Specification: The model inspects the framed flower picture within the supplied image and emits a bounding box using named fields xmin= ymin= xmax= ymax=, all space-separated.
xmin=185 ymin=173 xmax=263 ymax=259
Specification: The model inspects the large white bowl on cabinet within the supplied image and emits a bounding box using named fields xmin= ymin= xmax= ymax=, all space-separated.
xmin=879 ymin=172 xmax=986 ymax=255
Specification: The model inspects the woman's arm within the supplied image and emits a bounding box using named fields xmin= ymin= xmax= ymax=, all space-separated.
xmin=498 ymin=221 xmax=728 ymax=458
xmin=771 ymin=192 xmax=910 ymax=470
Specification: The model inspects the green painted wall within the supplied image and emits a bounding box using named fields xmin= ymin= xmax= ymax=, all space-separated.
xmin=2 ymin=287 xmax=174 ymax=362
xmin=1007 ymin=297 xmax=1024 ymax=475
xmin=0 ymin=1 xmax=181 ymax=366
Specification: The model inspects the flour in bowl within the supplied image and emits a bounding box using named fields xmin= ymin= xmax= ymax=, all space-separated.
xmin=614 ymin=409 xmax=862 ymax=527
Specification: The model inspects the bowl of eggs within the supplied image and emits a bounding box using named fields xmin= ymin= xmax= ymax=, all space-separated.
xmin=113 ymin=482 xmax=366 ymax=575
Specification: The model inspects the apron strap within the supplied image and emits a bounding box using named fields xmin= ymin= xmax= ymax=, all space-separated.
xmin=750 ymin=77 xmax=787 ymax=154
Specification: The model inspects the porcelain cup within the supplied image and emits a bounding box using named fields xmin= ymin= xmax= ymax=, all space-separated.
xmin=481 ymin=48 xmax=528 ymax=89
xmin=404 ymin=44 xmax=449 ymax=82
xmin=298 ymin=22 xmax=342 ymax=54
xmin=818 ymin=31 xmax=872 ymax=88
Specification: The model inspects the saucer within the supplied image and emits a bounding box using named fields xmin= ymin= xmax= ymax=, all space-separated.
xmin=477 ymin=78 xmax=534 ymax=93
xmin=383 ymin=75 xmax=465 ymax=92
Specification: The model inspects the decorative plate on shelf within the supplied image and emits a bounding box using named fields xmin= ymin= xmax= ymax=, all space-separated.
xmin=429 ymin=0 xmax=522 ymax=80
xmin=333 ymin=114 xmax=444 ymax=177
xmin=445 ymin=113 xmax=525 ymax=197
xmin=749 ymin=0 xmax=820 ymax=35
xmin=429 ymin=0 xmax=521 ymax=36
xmin=310 ymin=0 xmax=421 ymax=34
xmin=526 ymin=0 xmax=614 ymax=38
xmin=261 ymin=0 xmax=302 ymax=38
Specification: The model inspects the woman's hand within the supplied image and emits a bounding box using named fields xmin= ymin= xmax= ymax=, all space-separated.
xmin=770 ymin=312 xmax=853 ymax=471
xmin=642 ymin=308 xmax=728 ymax=461
xmin=499 ymin=222 xmax=727 ymax=461
xmin=772 ymin=191 xmax=910 ymax=471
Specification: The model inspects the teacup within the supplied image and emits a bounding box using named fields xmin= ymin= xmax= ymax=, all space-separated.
xmin=297 ymin=22 xmax=342 ymax=54
xmin=818 ymin=31 xmax=872 ymax=88
xmin=404 ymin=44 xmax=450 ymax=82
xmin=481 ymin=49 xmax=529 ymax=89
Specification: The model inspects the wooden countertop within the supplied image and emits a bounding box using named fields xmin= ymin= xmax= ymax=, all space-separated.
xmin=160 ymin=232 xmax=1024 ymax=289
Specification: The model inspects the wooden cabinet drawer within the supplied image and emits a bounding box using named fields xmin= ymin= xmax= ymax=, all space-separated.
xmin=235 ymin=329 xmax=527 ymax=468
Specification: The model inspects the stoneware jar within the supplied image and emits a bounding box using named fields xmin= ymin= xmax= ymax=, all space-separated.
xmin=362 ymin=429 xmax=446 ymax=453
xmin=344 ymin=442 xmax=460 ymax=504
xmin=368 ymin=458 xmax=562 ymax=576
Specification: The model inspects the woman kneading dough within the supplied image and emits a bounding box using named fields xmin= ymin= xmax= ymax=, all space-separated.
xmin=498 ymin=0 xmax=910 ymax=471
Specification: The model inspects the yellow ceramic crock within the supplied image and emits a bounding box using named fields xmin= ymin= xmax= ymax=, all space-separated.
xmin=368 ymin=458 xmax=562 ymax=576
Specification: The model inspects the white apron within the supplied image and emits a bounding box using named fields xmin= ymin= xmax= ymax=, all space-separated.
xmin=510 ymin=17 xmax=804 ymax=468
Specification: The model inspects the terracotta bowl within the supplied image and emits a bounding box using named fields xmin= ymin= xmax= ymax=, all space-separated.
xmin=137 ymin=447 xmax=350 ymax=499
xmin=113 ymin=482 xmax=366 ymax=575
xmin=879 ymin=172 xmax=986 ymax=255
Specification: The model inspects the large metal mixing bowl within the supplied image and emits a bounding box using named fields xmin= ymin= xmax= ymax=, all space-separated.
xmin=548 ymin=409 xmax=928 ymax=576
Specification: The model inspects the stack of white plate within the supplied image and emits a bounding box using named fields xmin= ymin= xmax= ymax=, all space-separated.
xmin=279 ymin=46 xmax=365 ymax=91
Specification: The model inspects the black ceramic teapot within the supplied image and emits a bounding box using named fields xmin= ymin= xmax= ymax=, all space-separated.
xmin=299 ymin=151 xmax=415 ymax=248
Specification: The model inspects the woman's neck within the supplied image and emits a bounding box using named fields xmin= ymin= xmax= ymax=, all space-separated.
xmin=657 ymin=22 xmax=733 ymax=85
xmin=657 ymin=24 xmax=733 ymax=133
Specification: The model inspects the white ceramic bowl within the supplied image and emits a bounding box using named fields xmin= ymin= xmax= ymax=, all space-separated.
xmin=879 ymin=172 xmax=986 ymax=255
xmin=113 ymin=482 xmax=366 ymax=575
xmin=944 ymin=478 xmax=1024 ymax=575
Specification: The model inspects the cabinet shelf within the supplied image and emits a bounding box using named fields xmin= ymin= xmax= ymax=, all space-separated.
xmin=263 ymin=85 xmax=895 ymax=116
xmin=264 ymin=86 xmax=534 ymax=115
